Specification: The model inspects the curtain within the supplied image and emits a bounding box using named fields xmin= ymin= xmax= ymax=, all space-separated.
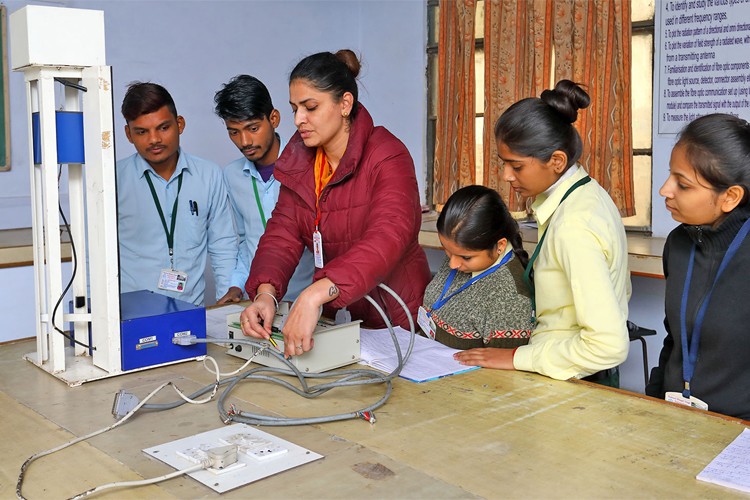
xmin=483 ymin=0 xmax=553 ymax=213
xmin=552 ymin=0 xmax=635 ymax=216
xmin=436 ymin=0 xmax=634 ymax=215
xmin=433 ymin=0 xmax=477 ymax=205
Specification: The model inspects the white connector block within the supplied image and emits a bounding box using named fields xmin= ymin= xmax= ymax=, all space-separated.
xmin=144 ymin=423 xmax=323 ymax=493
xmin=208 ymin=445 xmax=238 ymax=469
xmin=176 ymin=443 xmax=244 ymax=475
xmin=226 ymin=312 xmax=361 ymax=373
xmin=176 ymin=444 xmax=214 ymax=465
xmin=220 ymin=433 xmax=288 ymax=461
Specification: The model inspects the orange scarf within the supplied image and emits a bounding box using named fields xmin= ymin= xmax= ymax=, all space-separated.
xmin=314 ymin=147 xmax=334 ymax=200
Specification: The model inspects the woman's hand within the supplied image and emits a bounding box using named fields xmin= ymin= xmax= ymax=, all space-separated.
xmin=453 ymin=347 xmax=516 ymax=370
xmin=282 ymin=293 xmax=320 ymax=357
xmin=282 ymin=278 xmax=340 ymax=357
xmin=239 ymin=285 xmax=277 ymax=339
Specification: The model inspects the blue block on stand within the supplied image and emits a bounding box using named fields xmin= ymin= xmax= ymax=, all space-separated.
xmin=32 ymin=111 xmax=86 ymax=165
xmin=120 ymin=290 xmax=206 ymax=371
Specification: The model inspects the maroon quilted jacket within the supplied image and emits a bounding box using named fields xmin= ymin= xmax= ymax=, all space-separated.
xmin=245 ymin=105 xmax=431 ymax=329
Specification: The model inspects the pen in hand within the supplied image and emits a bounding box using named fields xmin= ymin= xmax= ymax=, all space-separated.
xmin=268 ymin=326 xmax=281 ymax=351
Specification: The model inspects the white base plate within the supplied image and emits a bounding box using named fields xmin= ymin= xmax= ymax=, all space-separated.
xmin=24 ymin=348 xmax=204 ymax=387
xmin=143 ymin=423 xmax=323 ymax=493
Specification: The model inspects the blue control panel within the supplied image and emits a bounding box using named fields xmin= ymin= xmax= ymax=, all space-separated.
xmin=120 ymin=290 xmax=206 ymax=371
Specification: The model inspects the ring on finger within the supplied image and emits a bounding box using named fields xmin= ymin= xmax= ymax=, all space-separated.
xmin=296 ymin=344 xmax=303 ymax=350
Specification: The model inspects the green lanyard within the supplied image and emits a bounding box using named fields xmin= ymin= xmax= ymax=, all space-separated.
xmin=145 ymin=170 xmax=183 ymax=269
xmin=251 ymin=177 xmax=267 ymax=229
xmin=523 ymin=175 xmax=591 ymax=321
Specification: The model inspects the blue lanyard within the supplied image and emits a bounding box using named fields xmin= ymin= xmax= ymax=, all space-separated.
xmin=431 ymin=251 xmax=513 ymax=313
xmin=679 ymin=217 xmax=750 ymax=398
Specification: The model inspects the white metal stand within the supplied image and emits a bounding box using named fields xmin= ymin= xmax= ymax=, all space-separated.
xmin=12 ymin=6 xmax=205 ymax=386
xmin=11 ymin=6 xmax=120 ymax=384
xmin=20 ymin=65 xmax=123 ymax=384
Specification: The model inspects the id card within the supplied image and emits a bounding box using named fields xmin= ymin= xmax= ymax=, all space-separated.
xmin=158 ymin=269 xmax=188 ymax=293
xmin=313 ymin=230 xmax=324 ymax=268
xmin=417 ymin=306 xmax=436 ymax=339
xmin=665 ymin=391 xmax=709 ymax=410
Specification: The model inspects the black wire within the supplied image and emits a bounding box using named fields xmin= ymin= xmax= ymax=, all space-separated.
xmin=53 ymin=77 xmax=87 ymax=92
xmin=51 ymin=166 xmax=94 ymax=351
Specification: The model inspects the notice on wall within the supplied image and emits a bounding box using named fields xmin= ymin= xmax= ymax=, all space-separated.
xmin=658 ymin=0 xmax=750 ymax=134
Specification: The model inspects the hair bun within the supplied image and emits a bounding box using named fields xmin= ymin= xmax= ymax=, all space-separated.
xmin=335 ymin=49 xmax=361 ymax=78
xmin=540 ymin=80 xmax=590 ymax=123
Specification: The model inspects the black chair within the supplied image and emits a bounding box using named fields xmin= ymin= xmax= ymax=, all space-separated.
xmin=627 ymin=320 xmax=658 ymax=388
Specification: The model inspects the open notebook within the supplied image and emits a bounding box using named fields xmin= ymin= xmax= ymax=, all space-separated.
xmin=359 ymin=327 xmax=479 ymax=383
xmin=697 ymin=428 xmax=750 ymax=493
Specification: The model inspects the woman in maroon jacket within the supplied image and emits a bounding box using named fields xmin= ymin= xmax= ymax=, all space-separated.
xmin=239 ymin=50 xmax=431 ymax=358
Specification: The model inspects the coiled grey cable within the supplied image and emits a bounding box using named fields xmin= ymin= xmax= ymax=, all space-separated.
xmin=16 ymin=285 xmax=417 ymax=498
xmin=157 ymin=283 xmax=417 ymax=426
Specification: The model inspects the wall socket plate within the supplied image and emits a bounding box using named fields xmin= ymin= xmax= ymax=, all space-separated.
xmin=143 ymin=423 xmax=323 ymax=493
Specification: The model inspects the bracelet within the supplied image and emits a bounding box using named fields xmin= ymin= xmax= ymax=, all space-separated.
xmin=254 ymin=291 xmax=278 ymax=310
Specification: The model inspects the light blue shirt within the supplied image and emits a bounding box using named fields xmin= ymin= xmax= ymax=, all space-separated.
xmin=117 ymin=149 xmax=237 ymax=306
xmin=223 ymin=147 xmax=314 ymax=301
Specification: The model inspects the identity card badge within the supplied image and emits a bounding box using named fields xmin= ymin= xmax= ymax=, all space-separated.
xmin=158 ymin=269 xmax=188 ymax=293
xmin=313 ymin=230 xmax=324 ymax=268
xmin=417 ymin=306 xmax=436 ymax=339
xmin=665 ymin=391 xmax=709 ymax=411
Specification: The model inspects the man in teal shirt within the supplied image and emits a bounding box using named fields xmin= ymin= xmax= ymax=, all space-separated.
xmin=214 ymin=75 xmax=313 ymax=304
xmin=117 ymin=82 xmax=237 ymax=306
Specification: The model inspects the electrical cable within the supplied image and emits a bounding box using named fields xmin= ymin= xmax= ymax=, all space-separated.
xmin=157 ymin=283 xmax=416 ymax=426
xmin=201 ymin=346 xmax=269 ymax=378
xmin=48 ymin=77 xmax=92 ymax=350
xmin=170 ymin=355 xmax=221 ymax=404
xmin=17 ymin=284 xmax=416 ymax=497
xmin=16 ymin=372 xmax=225 ymax=500
xmin=53 ymin=77 xmax=87 ymax=92
xmin=17 ymin=380 xmax=171 ymax=499
xmin=68 ymin=463 xmax=206 ymax=499
xmin=51 ymin=164 xmax=93 ymax=350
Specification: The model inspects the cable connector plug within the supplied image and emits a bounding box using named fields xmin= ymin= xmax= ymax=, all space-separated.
xmin=172 ymin=335 xmax=198 ymax=346
xmin=207 ymin=445 xmax=238 ymax=470
xmin=111 ymin=389 xmax=140 ymax=420
xmin=356 ymin=411 xmax=376 ymax=424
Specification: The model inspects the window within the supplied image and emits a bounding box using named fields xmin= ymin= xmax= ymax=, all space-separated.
xmin=623 ymin=1 xmax=655 ymax=230
xmin=426 ymin=1 xmax=655 ymax=230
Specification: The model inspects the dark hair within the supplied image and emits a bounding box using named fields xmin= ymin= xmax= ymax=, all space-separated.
xmin=494 ymin=80 xmax=590 ymax=168
xmin=437 ymin=185 xmax=529 ymax=268
xmin=290 ymin=49 xmax=361 ymax=120
xmin=121 ymin=82 xmax=177 ymax=123
xmin=677 ymin=113 xmax=750 ymax=206
xmin=214 ymin=75 xmax=274 ymax=122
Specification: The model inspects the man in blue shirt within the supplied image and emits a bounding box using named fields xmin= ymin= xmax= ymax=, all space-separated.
xmin=214 ymin=75 xmax=314 ymax=304
xmin=117 ymin=82 xmax=237 ymax=306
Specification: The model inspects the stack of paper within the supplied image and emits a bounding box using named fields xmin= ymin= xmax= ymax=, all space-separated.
xmin=697 ymin=428 xmax=750 ymax=493
xmin=359 ymin=327 xmax=479 ymax=383
xmin=206 ymin=304 xmax=245 ymax=339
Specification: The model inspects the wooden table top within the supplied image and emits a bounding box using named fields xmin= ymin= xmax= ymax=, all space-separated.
xmin=1 ymin=338 xmax=747 ymax=498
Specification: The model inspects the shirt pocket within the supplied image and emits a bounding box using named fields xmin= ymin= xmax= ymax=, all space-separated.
xmin=178 ymin=197 xmax=208 ymax=252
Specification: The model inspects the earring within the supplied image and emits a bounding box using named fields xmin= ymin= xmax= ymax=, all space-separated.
xmin=343 ymin=111 xmax=349 ymax=117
